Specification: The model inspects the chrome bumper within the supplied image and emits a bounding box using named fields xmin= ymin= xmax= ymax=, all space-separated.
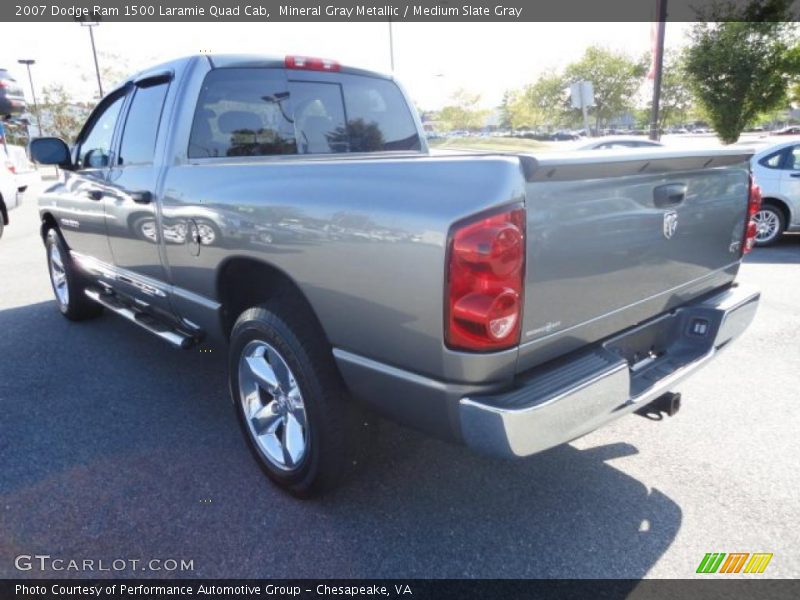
xmin=459 ymin=285 xmax=760 ymax=458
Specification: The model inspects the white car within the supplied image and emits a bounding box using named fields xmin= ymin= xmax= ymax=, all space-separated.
xmin=0 ymin=146 xmax=25 ymax=239
xmin=750 ymin=138 xmax=800 ymax=246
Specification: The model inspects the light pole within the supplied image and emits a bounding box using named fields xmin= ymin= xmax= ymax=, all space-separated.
xmin=17 ymin=59 xmax=42 ymax=136
xmin=388 ymin=20 xmax=395 ymax=73
xmin=80 ymin=21 xmax=104 ymax=98
xmin=648 ymin=0 xmax=667 ymax=141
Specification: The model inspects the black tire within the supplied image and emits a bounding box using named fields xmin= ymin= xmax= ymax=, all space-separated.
xmin=44 ymin=228 xmax=103 ymax=321
xmin=754 ymin=204 xmax=786 ymax=247
xmin=229 ymin=297 xmax=364 ymax=497
xmin=0 ymin=216 xmax=4 ymax=240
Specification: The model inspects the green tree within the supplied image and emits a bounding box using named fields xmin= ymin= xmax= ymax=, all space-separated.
xmin=79 ymin=51 xmax=132 ymax=100
xmin=40 ymin=84 xmax=90 ymax=142
xmin=506 ymin=90 xmax=536 ymax=129
xmin=651 ymin=50 xmax=695 ymax=129
xmin=436 ymin=89 xmax=489 ymax=131
xmin=498 ymin=90 xmax=513 ymax=129
xmin=564 ymin=46 xmax=647 ymax=130
xmin=507 ymin=71 xmax=571 ymax=130
xmin=684 ymin=0 xmax=799 ymax=143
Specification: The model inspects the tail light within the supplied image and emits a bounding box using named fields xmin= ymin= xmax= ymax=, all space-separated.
xmin=285 ymin=56 xmax=341 ymax=72
xmin=5 ymin=161 xmax=15 ymax=175
xmin=743 ymin=174 xmax=762 ymax=254
xmin=446 ymin=205 xmax=525 ymax=351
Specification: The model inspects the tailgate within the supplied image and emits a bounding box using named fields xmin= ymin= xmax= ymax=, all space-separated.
xmin=516 ymin=147 xmax=752 ymax=373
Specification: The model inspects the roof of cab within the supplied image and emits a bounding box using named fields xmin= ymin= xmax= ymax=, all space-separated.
xmin=206 ymin=54 xmax=393 ymax=80
xmin=111 ymin=53 xmax=394 ymax=99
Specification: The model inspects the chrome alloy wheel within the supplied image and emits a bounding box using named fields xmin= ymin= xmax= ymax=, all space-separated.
xmin=195 ymin=222 xmax=217 ymax=245
xmin=48 ymin=243 xmax=69 ymax=308
xmin=753 ymin=209 xmax=781 ymax=244
xmin=139 ymin=219 xmax=159 ymax=242
xmin=238 ymin=340 xmax=308 ymax=471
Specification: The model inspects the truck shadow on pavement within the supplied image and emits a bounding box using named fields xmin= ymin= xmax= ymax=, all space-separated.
xmin=0 ymin=301 xmax=680 ymax=581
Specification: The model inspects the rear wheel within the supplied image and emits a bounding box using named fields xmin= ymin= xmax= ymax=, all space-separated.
xmin=45 ymin=228 xmax=103 ymax=320
xmin=753 ymin=205 xmax=785 ymax=247
xmin=229 ymin=299 xmax=364 ymax=497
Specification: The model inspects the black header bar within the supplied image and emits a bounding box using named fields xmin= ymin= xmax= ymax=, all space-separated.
xmin=3 ymin=579 xmax=800 ymax=600
xmin=4 ymin=0 xmax=800 ymax=22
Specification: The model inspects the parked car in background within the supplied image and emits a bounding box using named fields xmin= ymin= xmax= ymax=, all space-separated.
xmin=750 ymin=138 xmax=800 ymax=245
xmin=0 ymin=145 xmax=26 ymax=239
xmin=576 ymin=137 xmax=663 ymax=151
xmin=770 ymin=125 xmax=800 ymax=136
xmin=551 ymin=130 xmax=581 ymax=141
xmin=0 ymin=69 xmax=27 ymax=117
xmin=5 ymin=143 xmax=41 ymax=189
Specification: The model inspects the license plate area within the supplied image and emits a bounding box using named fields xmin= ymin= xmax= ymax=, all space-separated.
xmin=603 ymin=307 xmax=721 ymax=398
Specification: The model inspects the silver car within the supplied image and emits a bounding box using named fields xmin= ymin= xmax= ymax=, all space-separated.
xmin=750 ymin=138 xmax=800 ymax=245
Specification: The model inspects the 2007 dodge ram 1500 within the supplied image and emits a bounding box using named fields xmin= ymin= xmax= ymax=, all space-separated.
xmin=31 ymin=54 xmax=761 ymax=496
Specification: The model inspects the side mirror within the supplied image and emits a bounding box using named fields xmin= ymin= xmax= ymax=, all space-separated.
xmin=29 ymin=137 xmax=72 ymax=168
xmin=84 ymin=148 xmax=109 ymax=169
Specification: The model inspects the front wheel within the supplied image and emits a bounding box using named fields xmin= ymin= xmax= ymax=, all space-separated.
xmin=753 ymin=205 xmax=785 ymax=247
xmin=229 ymin=300 xmax=364 ymax=497
xmin=45 ymin=228 xmax=103 ymax=320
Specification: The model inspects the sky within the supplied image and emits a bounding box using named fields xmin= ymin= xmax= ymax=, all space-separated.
xmin=0 ymin=21 xmax=691 ymax=110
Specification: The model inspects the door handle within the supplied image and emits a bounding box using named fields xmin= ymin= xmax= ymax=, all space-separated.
xmin=653 ymin=183 xmax=687 ymax=207
xmin=790 ymin=172 xmax=800 ymax=178
xmin=86 ymin=190 xmax=104 ymax=201
xmin=130 ymin=190 xmax=153 ymax=204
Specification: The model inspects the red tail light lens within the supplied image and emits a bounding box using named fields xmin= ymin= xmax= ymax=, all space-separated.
xmin=285 ymin=56 xmax=341 ymax=72
xmin=446 ymin=206 xmax=525 ymax=351
xmin=743 ymin=175 xmax=762 ymax=254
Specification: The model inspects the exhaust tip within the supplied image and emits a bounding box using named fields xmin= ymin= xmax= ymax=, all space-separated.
xmin=635 ymin=392 xmax=682 ymax=420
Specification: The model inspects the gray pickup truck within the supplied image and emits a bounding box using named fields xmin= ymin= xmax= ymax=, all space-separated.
xmin=31 ymin=54 xmax=761 ymax=496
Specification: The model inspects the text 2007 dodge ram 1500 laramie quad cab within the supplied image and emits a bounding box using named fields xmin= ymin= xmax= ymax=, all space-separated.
xmin=31 ymin=54 xmax=761 ymax=496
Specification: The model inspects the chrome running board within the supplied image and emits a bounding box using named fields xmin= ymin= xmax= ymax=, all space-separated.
xmin=84 ymin=288 xmax=195 ymax=349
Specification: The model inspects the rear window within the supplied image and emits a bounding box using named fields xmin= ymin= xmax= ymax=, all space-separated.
xmin=289 ymin=77 xmax=421 ymax=154
xmin=188 ymin=68 xmax=420 ymax=159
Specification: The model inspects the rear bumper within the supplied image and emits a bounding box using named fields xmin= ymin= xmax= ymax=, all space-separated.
xmin=459 ymin=285 xmax=760 ymax=458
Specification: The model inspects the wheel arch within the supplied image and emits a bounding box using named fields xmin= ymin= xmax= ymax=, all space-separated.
xmin=40 ymin=211 xmax=59 ymax=241
xmin=760 ymin=196 xmax=791 ymax=225
xmin=215 ymin=256 xmax=327 ymax=343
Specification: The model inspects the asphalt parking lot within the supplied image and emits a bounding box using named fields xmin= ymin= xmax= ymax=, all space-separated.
xmin=1 ymin=180 xmax=799 ymax=579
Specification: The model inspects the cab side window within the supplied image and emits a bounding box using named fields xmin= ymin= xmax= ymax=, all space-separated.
xmin=118 ymin=82 xmax=170 ymax=166
xmin=76 ymin=95 xmax=125 ymax=170
xmin=188 ymin=68 xmax=297 ymax=158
